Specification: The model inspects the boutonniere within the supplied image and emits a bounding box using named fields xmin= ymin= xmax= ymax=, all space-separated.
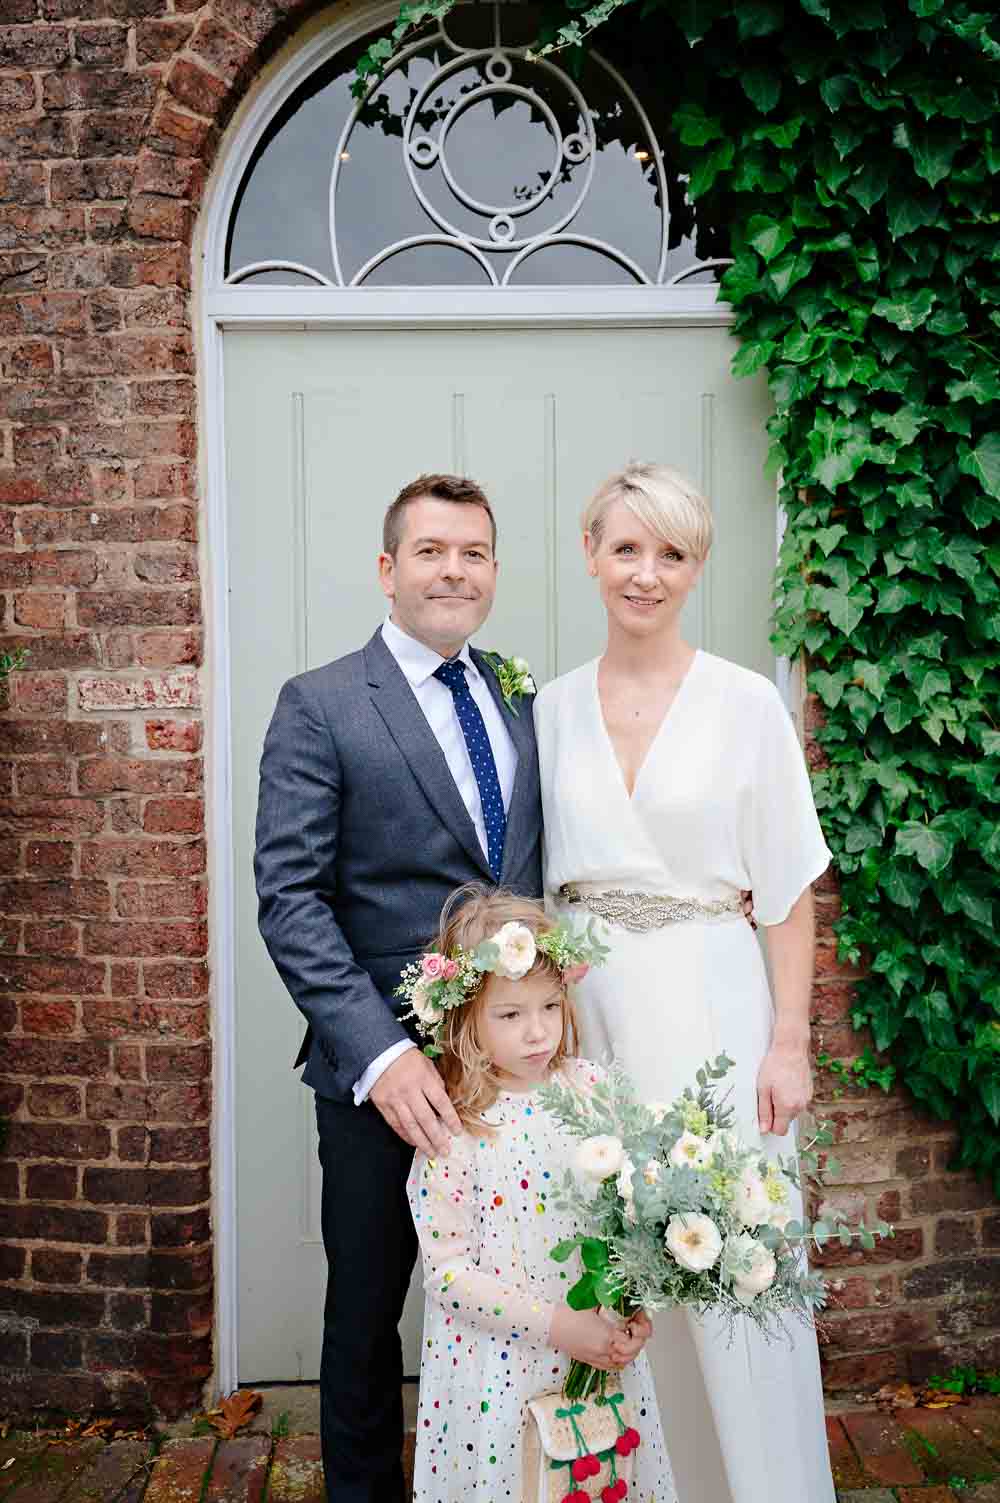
xmin=483 ymin=652 xmax=536 ymax=716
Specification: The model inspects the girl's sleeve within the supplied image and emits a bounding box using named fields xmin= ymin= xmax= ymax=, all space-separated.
xmin=740 ymin=683 xmax=832 ymax=927
xmin=407 ymin=1137 xmax=556 ymax=1346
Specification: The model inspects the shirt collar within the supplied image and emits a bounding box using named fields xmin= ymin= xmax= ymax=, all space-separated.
xmin=381 ymin=616 xmax=477 ymax=689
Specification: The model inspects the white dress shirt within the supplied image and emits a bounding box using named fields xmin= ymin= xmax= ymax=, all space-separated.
xmin=353 ymin=617 xmax=518 ymax=1103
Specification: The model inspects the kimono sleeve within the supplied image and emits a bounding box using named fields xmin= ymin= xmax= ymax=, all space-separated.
xmin=741 ymin=684 xmax=831 ymax=927
xmin=407 ymin=1136 xmax=556 ymax=1347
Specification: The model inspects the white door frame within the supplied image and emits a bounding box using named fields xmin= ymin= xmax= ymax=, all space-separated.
xmin=198 ymin=0 xmax=789 ymax=1398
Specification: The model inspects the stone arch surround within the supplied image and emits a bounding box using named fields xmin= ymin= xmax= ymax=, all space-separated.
xmin=0 ymin=0 xmax=997 ymax=1423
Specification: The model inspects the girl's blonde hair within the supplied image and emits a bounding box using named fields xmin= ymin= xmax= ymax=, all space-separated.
xmin=582 ymin=461 xmax=714 ymax=562
xmin=430 ymin=883 xmax=578 ymax=1131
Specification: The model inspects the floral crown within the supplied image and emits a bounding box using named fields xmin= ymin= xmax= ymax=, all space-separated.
xmin=396 ymin=917 xmax=610 ymax=1057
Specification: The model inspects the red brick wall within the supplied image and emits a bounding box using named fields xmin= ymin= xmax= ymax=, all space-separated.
xmin=0 ymin=0 xmax=997 ymax=1423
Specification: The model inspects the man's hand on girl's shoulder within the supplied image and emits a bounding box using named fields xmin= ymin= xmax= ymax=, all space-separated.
xmin=370 ymin=1048 xmax=462 ymax=1156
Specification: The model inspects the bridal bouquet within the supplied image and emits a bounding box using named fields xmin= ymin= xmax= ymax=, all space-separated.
xmin=539 ymin=1054 xmax=893 ymax=1401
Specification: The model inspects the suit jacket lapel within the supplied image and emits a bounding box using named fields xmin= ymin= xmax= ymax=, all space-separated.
xmin=471 ymin=648 xmax=538 ymax=880
xmin=365 ymin=631 xmax=493 ymax=881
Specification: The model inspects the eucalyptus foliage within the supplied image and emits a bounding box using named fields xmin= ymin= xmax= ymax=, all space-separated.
xmin=357 ymin=0 xmax=1000 ymax=1190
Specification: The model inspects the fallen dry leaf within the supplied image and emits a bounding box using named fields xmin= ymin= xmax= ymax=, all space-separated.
xmin=81 ymin=1419 xmax=115 ymax=1439
xmin=874 ymin=1381 xmax=917 ymax=1410
xmin=918 ymin=1387 xmax=967 ymax=1409
xmin=205 ymin=1390 xmax=263 ymax=1440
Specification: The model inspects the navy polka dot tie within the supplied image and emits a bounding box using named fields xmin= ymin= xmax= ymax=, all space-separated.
xmin=434 ymin=658 xmax=507 ymax=879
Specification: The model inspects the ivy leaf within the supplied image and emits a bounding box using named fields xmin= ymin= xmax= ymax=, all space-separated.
xmin=875 ymin=578 xmax=922 ymax=614
xmin=873 ymin=406 xmax=924 ymax=444
xmin=815 ymin=524 xmax=848 ymax=556
xmin=847 ymin=159 xmax=891 ymax=211
xmin=810 ymin=668 xmax=849 ymax=707
xmin=689 ymin=139 xmax=736 ymax=197
xmin=813 ymin=584 xmax=873 ymax=636
xmin=872 ymin=289 xmax=937 ymax=330
xmin=886 ymin=186 xmax=942 ymax=239
xmin=896 ymin=821 xmax=956 ymax=876
xmin=915 ymin=667 xmax=951 ymax=705
xmin=819 ymin=75 xmax=854 ymax=112
xmin=880 ymin=861 xmax=925 ymax=910
xmin=747 ymin=215 xmax=795 ymax=262
xmin=736 ymin=0 xmax=784 ymax=37
xmin=673 ymin=103 xmax=725 ymax=146
xmin=980 ymin=1077 xmax=1000 ymax=1128
xmin=897 ymin=122 xmax=961 ymax=188
xmin=731 ymin=340 xmax=775 ymax=378
xmin=905 ymin=991 xmax=956 ymax=1048
xmin=768 ymin=250 xmax=815 ymax=298
xmin=959 ymin=435 xmax=1000 ymax=501
xmin=741 ymin=66 xmax=782 ymax=113
xmin=940 ymin=535 xmax=983 ymax=583
xmin=669 ymin=0 xmax=727 ymax=42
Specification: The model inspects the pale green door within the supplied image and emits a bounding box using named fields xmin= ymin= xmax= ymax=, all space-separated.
xmin=225 ymin=324 xmax=773 ymax=1382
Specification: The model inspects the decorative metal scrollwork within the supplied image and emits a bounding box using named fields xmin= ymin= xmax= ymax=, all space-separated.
xmin=225 ymin=4 xmax=731 ymax=289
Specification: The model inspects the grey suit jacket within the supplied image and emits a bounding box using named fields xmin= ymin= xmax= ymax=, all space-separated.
xmin=254 ymin=628 xmax=543 ymax=1101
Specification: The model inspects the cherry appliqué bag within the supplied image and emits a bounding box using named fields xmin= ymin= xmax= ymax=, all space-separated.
xmin=522 ymin=1389 xmax=641 ymax=1503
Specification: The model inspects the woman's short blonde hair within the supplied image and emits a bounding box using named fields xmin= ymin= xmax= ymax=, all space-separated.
xmin=583 ymin=462 xmax=714 ymax=561
xmin=430 ymin=884 xmax=578 ymax=1132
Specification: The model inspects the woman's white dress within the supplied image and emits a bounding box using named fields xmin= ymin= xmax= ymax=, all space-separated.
xmin=535 ymin=650 xmax=835 ymax=1503
xmin=408 ymin=1057 xmax=676 ymax=1503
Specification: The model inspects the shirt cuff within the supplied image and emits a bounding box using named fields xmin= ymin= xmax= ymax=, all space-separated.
xmin=353 ymin=1039 xmax=417 ymax=1105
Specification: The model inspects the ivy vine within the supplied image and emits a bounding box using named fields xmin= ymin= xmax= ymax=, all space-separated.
xmin=358 ymin=0 xmax=1000 ymax=1186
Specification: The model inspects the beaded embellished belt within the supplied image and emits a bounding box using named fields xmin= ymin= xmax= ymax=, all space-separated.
xmin=559 ymin=883 xmax=743 ymax=933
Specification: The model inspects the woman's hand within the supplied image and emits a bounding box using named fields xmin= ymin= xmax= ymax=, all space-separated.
xmin=607 ymin=1309 xmax=653 ymax=1368
xmin=757 ymin=1043 xmax=812 ymax=1137
xmin=549 ymin=1307 xmax=621 ymax=1370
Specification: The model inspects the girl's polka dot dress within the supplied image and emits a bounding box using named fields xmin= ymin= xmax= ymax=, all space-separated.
xmin=407 ymin=1057 xmax=675 ymax=1502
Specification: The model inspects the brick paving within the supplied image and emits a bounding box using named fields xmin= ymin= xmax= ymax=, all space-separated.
xmin=3 ymin=1399 xmax=1000 ymax=1501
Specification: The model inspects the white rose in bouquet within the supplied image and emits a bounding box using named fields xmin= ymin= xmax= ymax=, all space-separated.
xmin=616 ymin=1154 xmax=637 ymax=1222
xmin=669 ymin=1130 xmax=713 ymax=1170
xmin=642 ymin=1157 xmax=661 ymax=1186
xmin=728 ymin=1233 xmax=777 ymax=1304
xmin=575 ymin=1134 xmax=625 ymax=1184
xmin=732 ymin=1167 xmax=771 ymax=1227
xmin=491 ymin=921 xmax=537 ymax=980
xmin=665 ymin=1212 xmax=723 ymax=1273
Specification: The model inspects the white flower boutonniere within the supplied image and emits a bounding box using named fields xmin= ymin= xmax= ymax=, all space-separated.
xmin=483 ymin=652 xmax=536 ymax=716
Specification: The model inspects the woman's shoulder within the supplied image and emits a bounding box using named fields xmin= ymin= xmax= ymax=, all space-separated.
xmin=533 ymin=659 xmax=597 ymax=718
xmin=697 ymin=652 xmax=786 ymax=714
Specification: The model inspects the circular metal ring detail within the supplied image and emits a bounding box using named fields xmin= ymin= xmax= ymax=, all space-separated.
xmin=437 ymin=83 xmax=563 ymax=218
xmin=399 ymin=48 xmax=599 ymax=251
xmin=563 ymin=131 xmax=590 ymax=162
xmin=485 ymin=50 xmax=512 ymax=82
xmin=489 ymin=214 xmax=515 ymax=242
xmin=408 ymin=135 xmax=439 ymax=167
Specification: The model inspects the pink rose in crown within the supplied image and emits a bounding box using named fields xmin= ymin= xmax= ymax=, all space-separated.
xmin=421 ymin=953 xmax=446 ymax=980
xmin=562 ymin=963 xmax=591 ymax=987
xmin=441 ymin=958 xmax=460 ymax=981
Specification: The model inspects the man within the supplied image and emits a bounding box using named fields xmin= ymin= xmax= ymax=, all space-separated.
xmin=254 ymin=474 xmax=543 ymax=1501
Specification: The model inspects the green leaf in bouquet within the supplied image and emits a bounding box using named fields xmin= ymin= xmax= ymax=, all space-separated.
xmin=550 ymin=1237 xmax=583 ymax=1264
xmin=581 ymin=1238 xmax=610 ymax=1273
xmin=567 ymin=1271 xmax=598 ymax=1310
xmin=595 ymin=1271 xmax=625 ymax=1306
xmin=812 ymin=1221 xmax=831 ymax=1244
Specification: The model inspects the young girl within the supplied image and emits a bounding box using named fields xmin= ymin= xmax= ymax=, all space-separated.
xmin=404 ymin=885 xmax=676 ymax=1502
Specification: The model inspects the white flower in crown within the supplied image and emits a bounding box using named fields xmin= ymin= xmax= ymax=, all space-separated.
xmin=669 ymin=1130 xmax=713 ymax=1170
xmin=491 ymin=921 xmax=537 ymax=980
xmin=409 ymin=977 xmax=442 ymax=1029
xmin=664 ymin=1212 xmax=722 ymax=1273
xmin=575 ymin=1134 xmax=625 ymax=1184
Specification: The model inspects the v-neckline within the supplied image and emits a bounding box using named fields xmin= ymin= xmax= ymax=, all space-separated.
xmin=593 ymin=649 xmax=702 ymax=801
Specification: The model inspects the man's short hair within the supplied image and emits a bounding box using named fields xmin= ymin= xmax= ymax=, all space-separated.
xmin=382 ymin=474 xmax=498 ymax=558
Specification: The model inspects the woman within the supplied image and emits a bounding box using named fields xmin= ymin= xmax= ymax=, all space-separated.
xmin=534 ymin=462 xmax=835 ymax=1503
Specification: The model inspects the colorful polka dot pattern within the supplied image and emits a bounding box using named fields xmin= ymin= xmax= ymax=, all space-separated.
xmin=434 ymin=658 xmax=507 ymax=878
xmin=407 ymin=1058 xmax=675 ymax=1502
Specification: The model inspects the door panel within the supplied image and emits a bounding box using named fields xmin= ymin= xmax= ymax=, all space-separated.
xmin=225 ymin=325 xmax=773 ymax=1381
